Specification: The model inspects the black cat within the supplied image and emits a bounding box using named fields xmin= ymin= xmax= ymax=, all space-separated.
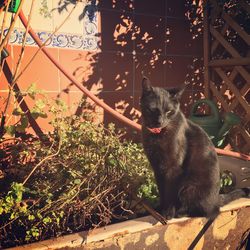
xmin=140 ymin=77 xmax=249 ymax=220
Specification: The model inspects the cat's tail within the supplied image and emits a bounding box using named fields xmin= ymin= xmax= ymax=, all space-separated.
xmin=188 ymin=188 xmax=249 ymax=250
xmin=219 ymin=188 xmax=250 ymax=206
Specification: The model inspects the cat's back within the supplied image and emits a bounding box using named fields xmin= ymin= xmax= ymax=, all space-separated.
xmin=185 ymin=119 xmax=218 ymax=169
xmin=186 ymin=119 xmax=215 ymax=147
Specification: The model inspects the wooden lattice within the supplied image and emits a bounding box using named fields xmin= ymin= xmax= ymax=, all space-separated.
xmin=203 ymin=0 xmax=250 ymax=153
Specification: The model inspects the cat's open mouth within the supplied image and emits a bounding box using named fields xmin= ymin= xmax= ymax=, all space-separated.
xmin=147 ymin=127 xmax=162 ymax=134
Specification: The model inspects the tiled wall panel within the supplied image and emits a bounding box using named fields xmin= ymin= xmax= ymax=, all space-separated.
xmin=0 ymin=0 xmax=203 ymax=137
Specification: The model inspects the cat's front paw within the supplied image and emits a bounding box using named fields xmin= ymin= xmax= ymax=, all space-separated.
xmin=161 ymin=206 xmax=175 ymax=220
xmin=175 ymin=206 xmax=188 ymax=218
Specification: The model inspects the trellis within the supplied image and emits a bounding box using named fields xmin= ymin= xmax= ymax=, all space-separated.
xmin=203 ymin=0 xmax=250 ymax=153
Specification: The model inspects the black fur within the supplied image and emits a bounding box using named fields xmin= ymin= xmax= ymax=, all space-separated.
xmin=140 ymin=77 xmax=249 ymax=220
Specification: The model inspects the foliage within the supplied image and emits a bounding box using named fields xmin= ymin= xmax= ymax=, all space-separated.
xmin=220 ymin=171 xmax=234 ymax=193
xmin=0 ymin=83 xmax=48 ymax=139
xmin=0 ymin=97 xmax=157 ymax=248
xmin=185 ymin=0 xmax=250 ymax=39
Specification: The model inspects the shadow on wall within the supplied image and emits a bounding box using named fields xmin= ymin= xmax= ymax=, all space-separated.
xmin=56 ymin=0 xmax=205 ymax=139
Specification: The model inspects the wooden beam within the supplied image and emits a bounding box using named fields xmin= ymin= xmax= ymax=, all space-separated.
xmin=210 ymin=82 xmax=231 ymax=112
xmin=229 ymin=65 xmax=250 ymax=110
xmin=239 ymin=0 xmax=250 ymax=14
xmin=222 ymin=12 xmax=250 ymax=45
xmin=210 ymin=25 xmax=250 ymax=87
xmin=207 ymin=0 xmax=250 ymax=153
xmin=215 ymin=68 xmax=250 ymax=113
xmin=243 ymin=114 xmax=250 ymax=126
xmin=219 ymin=68 xmax=238 ymax=106
xmin=209 ymin=57 xmax=250 ymax=67
xmin=209 ymin=0 xmax=222 ymax=24
xmin=222 ymin=69 xmax=239 ymax=110
xmin=235 ymin=66 xmax=250 ymax=82
xmin=203 ymin=1 xmax=211 ymax=98
xmin=238 ymin=127 xmax=250 ymax=147
xmin=211 ymin=23 xmax=228 ymax=55
xmin=209 ymin=0 xmax=250 ymax=46
xmin=230 ymin=84 xmax=250 ymax=110
xmin=210 ymin=25 xmax=241 ymax=58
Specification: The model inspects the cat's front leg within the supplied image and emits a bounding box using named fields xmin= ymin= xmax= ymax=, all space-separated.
xmin=157 ymin=179 xmax=177 ymax=219
xmin=175 ymin=206 xmax=189 ymax=218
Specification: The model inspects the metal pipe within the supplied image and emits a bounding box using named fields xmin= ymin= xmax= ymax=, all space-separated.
xmin=18 ymin=10 xmax=141 ymax=131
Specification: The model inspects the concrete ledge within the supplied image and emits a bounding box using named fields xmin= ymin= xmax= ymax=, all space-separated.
xmin=10 ymin=198 xmax=250 ymax=250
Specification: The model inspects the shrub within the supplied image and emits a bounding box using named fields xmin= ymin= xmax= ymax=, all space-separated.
xmin=0 ymin=98 xmax=157 ymax=248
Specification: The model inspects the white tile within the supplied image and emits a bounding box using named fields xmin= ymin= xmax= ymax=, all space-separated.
xmin=21 ymin=0 xmax=54 ymax=32
xmin=52 ymin=0 xmax=93 ymax=35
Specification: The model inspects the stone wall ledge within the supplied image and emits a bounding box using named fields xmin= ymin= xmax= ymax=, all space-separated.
xmin=9 ymin=198 xmax=250 ymax=250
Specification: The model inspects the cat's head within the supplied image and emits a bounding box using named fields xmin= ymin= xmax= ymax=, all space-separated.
xmin=140 ymin=77 xmax=184 ymax=131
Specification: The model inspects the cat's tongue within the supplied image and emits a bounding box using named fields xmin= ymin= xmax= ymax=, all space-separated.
xmin=147 ymin=127 xmax=162 ymax=134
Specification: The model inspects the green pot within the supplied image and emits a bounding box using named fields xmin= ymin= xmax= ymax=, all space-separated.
xmin=189 ymin=99 xmax=241 ymax=148
xmin=189 ymin=99 xmax=222 ymax=145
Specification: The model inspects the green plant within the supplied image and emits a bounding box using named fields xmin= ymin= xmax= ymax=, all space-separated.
xmin=0 ymin=97 xmax=156 ymax=248
xmin=1 ymin=83 xmax=48 ymax=139
xmin=220 ymin=171 xmax=235 ymax=193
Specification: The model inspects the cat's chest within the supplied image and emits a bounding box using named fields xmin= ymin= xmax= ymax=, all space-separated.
xmin=142 ymin=130 xmax=187 ymax=159
xmin=148 ymin=134 xmax=169 ymax=147
xmin=143 ymin=131 xmax=177 ymax=151
xmin=143 ymin=135 xmax=186 ymax=173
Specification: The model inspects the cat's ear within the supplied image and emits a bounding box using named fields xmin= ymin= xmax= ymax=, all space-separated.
xmin=142 ymin=77 xmax=152 ymax=92
xmin=168 ymin=86 xmax=185 ymax=100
